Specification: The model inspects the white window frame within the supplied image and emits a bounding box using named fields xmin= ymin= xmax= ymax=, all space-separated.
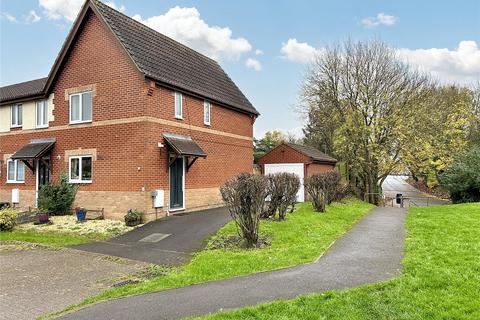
xmin=174 ymin=92 xmax=183 ymax=119
xmin=36 ymin=100 xmax=49 ymax=128
xmin=203 ymin=100 xmax=211 ymax=126
xmin=69 ymin=91 xmax=92 ymax=124
xmin=69 ymin=156 xmax=93 ymax=183
xmin=10 ymin=104 xmax=22 ymax=128
xmin=6 ymin=159 xmax=25 ymax=183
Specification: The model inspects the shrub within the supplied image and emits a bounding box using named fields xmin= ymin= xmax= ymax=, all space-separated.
xmin=38 ymin=173 xmax=78 ymax=215
xmin=263 ymin=173 xmax=300 ymax=220
xmin=220 ymin=173 xmax=267 ymax=247
xmin=0 ymin=208 xmax=17 ymax=231
xmin=304 ymin=171 xmax=342 ymax=212
xmin=439 ymin=148 xmax=480 ymax=203
xmin=124 ymin=209 xmax=143 ymax=226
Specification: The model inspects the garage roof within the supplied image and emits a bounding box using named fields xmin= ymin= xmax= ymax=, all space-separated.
xmin=285 ymin=143 xmax=337 ymax=164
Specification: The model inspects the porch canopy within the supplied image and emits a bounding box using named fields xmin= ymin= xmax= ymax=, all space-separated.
xmin=11 ymin=138 xmax=55 ymax=172
xmin=163 ymin=132 xmax=206 ymax=171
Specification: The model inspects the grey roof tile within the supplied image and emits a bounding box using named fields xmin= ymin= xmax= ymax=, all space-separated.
xmin=285 ymin=143 xmax=337 ymax=163
xmin=0 ymin=78 xmax=47 ymax=103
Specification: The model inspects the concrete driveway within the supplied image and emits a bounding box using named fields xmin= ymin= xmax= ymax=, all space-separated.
xmin=0 ymin=242 xmax=148 ymax=320
xmin=74 ymin=207 xmax=231 ymax=265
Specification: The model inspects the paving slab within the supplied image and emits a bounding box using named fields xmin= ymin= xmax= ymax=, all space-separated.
xmin=62 ymin=207 xmax=406 ymax=320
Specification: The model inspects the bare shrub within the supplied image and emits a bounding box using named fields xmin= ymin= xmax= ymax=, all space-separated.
xmin=220 ymin=173 xmax=267 ymax=247
xmin=263 ymin=173 xmax=300 ymax=220
xmin=304 ymin=171 xmax=342 ymax=212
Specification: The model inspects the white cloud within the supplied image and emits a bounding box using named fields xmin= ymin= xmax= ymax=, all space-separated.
xmin=39 ymin=0 xmax=125 ymax=22
xmin=246 ymin=58 xmax=262 ymax=71
xmin=255 ymin=49 xmax=264 ymax=56
xmin=362 ymin=13 xmax=397 ymax=28
xmin=133 ymin=7 xmax=251 ymax=60
xmin=0 ymin=12 xmax=18 ymax=23
xmin=25 ymin=10 xmax=41 ymax=23
xmin=397 ymin=41 xmax=480 ymax=84
xmin=280 ymin=38 xmax=324 ymax=64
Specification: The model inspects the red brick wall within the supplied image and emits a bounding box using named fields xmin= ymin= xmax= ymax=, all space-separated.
xmin=257 ymin=144 xmax=310 ymax=167
xmin=306 ymin=163 xmax=336 ymax=176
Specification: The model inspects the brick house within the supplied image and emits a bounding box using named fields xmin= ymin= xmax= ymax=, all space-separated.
xmin=0 ymin=0 xmax=259 ymax=220
xmin=257 ymin=143 xmax=337 ymax=201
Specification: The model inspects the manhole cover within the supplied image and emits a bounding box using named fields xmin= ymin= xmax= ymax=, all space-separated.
xmin=139 ymin=233 xmax=171 ymax=242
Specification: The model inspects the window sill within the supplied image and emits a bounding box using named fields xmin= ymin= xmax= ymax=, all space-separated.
xmin=69 ymin=180 xmax=92 ymax=184
xmin=35 ymin=125 xmax=49 ymax=129
xmin=69 ymin=120 xmax=92 ymax=125
xmin=10 ymin=125 xmax=22 ymax=129
xmin=6 ymin=181 xmax=25 ymax=184
xmin=175 ymin=116 xmax=183 ymax=120
xmin=204 ymin=123 xmax=211 ymax=127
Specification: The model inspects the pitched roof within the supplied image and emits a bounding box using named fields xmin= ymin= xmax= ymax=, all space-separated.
xmin=91 ymin=0 xmax=257 ymax=115
xmin=1 ymin=0 xmax=258 ymax=116
xmin=285 ymin=143 xmax=337 ymax=164
xmin=0 ymin=78 xmax=47 ymax=104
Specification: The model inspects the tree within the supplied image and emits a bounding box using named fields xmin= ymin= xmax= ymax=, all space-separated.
xmin=439 ymin=148 xmax=480 ymax=203
xmin=254 ymin=130 xmax=287 ymax=161
xmin=304 ymin=171 xmax=342 ymax=212
xmin=300 ymin=39 xmax=429 ymax=203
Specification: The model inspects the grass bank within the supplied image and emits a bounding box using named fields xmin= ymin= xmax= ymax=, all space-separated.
xmin=55 ymin=198 xmax=373 ymax=316
xmin=197 ymin=202 xmax=480 ymax=320
xmin=0 ymin=229 xmax=103 ymax=246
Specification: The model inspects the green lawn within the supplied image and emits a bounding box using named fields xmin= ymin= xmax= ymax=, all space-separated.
xmin=0 ymin=229 xmax=102 ymax=246
xmin=56 ymin=198 xmax=373 ymax=316
xmin=196 ymin=202 xmax=480 ymax=320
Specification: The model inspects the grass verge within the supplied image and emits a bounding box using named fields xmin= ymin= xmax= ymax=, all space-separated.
xmin=196 ymin=202 xmax=480 ymax=320
xmin=0 ymin=229 xmax=106 ymax=246
xmin=53 ymin=198 xmax=373 ymax=317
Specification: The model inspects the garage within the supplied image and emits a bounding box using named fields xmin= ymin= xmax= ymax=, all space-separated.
xmin=257 ymin=143 xmax=337 ymax=202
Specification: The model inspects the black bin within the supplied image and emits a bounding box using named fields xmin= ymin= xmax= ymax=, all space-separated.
xmin=396 ymin=194 xmax=403 ymax=204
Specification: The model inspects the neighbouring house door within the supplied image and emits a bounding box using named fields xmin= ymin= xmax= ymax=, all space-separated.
xmin=169 ymin=157 xmax=184 ymax=210
xmin=36 ymin=158 xmax=50 ymax=205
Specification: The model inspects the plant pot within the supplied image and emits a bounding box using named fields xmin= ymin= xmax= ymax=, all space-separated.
xmin=37 ymin=213 xmax=50 ymax=224
xmin=76 ymin=211 xmax=87 ymax=222
xmin=125 ymin=219 xmax=141 ymax=227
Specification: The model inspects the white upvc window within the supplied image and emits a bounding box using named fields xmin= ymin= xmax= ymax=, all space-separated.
xmin=174 ymin=92 xmax=183 ymax=119
xmin=36 ymin=100 xmax=49 ymax=128
xmin=6 ymin=159 xmax=25 ymax=183
xmin=11 ymin=104 xmax=22 ymax=128
xmin=204 ymin=100 xmax=211 ymax=125
xmin=69 ymin=156 xmax=92 ymax=183
xmin=69 ymin=91 xmax=92 ymax=124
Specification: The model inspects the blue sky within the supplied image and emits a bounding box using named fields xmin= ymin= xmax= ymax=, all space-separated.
xmin=1 ymin=0 xmax=479 ymax=137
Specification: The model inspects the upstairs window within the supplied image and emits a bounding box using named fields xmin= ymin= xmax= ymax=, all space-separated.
xmin=204 ymin=101 xmax=211 ymax=125
xmin=69 ymin=156 xmax=92 ymax=183
xmin=175 ymin=92 xmax=183 ymax=119
xmin=36 ymin=100 xmax=49 ymax=128
xmin=69 ymin=91 xmax=92 ymax=124
xmin=7 ymin=159 xmax=25 ymax=183
xmin=11 ymin=104 xmax=22 ymax=128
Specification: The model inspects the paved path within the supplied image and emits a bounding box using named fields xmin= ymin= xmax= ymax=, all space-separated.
xmin=62 ymin=207 xmax=406 ymax=320
xmin=74 ymin=207 xmax=231 ymax=265
xmin=0 ymin=242 xmax=148 ymax=320
xmin=382 ymin=175 xmax=448 ymax=206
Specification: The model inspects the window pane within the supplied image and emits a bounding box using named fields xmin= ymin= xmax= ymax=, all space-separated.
xmin=70 ymin=95 xmax=80 ymax=121
xmin=43 ymin=101 xmax=48 ymax=125
xmin=7 ymin=161 xmax=14 ymax=181
xmin=82 ymin=92 xmax=92 ymax=121
xmin=16 ymin=161 xmax=25 ymax=181
xmin=36 ymin=102 xmax=43 ymax=126
xmin=11 ymin=106 xmax=17 ymax=125
xmin=81 ymin=157 xmax=92 ymax=181
xmin=17 ymin=105 xmax=22 ymax=125
xmin=204 ymin=102 xmax=210 ymax=123
xmin=175 ymin=93 xmax=182 ymax=117
xmin=70 ymin=158 xmax=79 ymax=180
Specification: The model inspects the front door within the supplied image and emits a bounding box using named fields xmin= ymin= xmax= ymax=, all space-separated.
xmin=169 ymin=157 xmax=184 ymax=210
xmin=36 ymin=158 xmax=50 ymax=204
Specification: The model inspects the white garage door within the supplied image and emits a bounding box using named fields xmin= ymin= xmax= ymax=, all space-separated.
xmin=264 ymin=163 xmax=305 ymax=202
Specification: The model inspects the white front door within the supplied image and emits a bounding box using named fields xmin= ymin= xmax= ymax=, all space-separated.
xmin=264 ymin=163 xmax=305 ymax=202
